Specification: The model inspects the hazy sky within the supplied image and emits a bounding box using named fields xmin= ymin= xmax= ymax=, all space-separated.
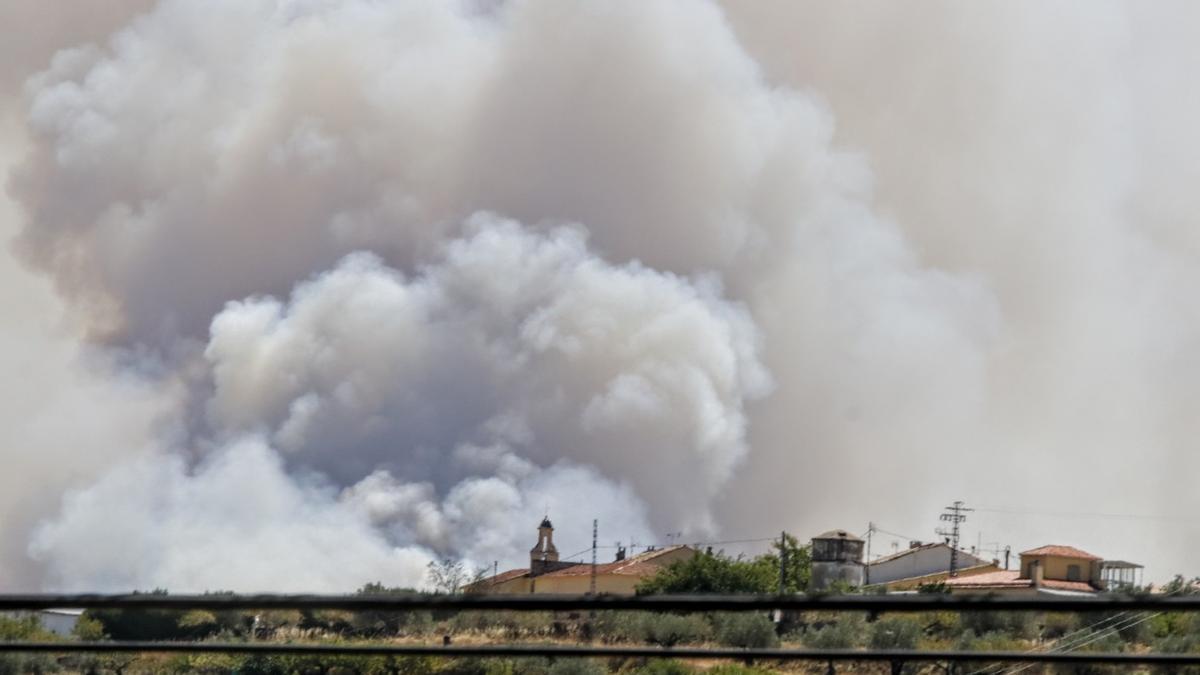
xmin=2 ymin=0 xmax=1199 ymax=590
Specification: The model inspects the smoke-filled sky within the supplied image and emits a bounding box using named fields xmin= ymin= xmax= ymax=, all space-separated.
xmin=2 ymin=0 xmax=1199 ymax=591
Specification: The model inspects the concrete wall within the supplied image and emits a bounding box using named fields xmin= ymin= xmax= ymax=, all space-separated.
xmin=811 ymin=561 xmax=864 ymax=591
xmin=531 ymin=574 xmax=640 ymax=595
xmin=868 ymin=545 xmax=989 ymax=585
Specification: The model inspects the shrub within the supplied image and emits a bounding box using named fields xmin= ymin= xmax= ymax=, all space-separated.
xmin=803 ymin=614 xmax=865 ymax=649
xmin=918 ymin=611 xmax=960 ymax=640
xmin=713 ymin=613 xmax=779 ymax=649
xmin=593 ymin=611 xmax=642 ymax=642
xmin=869 ymin=616 xmax=922 ymax=650
xmin=450 ymin=610 xmax=555 ymax=638
xmin=961 ymin=610 xmax=1035 ymax=639
xmin=706 ymin=666 xmax=775 ymax=675
xmin=1078 ymin=611 xmax=1148 ymax=644
xmin=593 ymin=612 xmax=709 ymax=646
xmin=1152 ymin=633 xmax=1200 ymax=675
xmin=71 ymin=613 xmax=107 ymax=641
xmin=0 ymin=614 xmax=59 ymax=675
xmin=954 ymin=630 xmax=1023 ymax=652
xmin=1041 ymin=612 xmax=1080 ymax=640
xmin=548 ymin=659 xmax=608 ymax=675
xmin=627 ymin=660 xmax=695 ymax=675
xmin=643 ymin=614 xmax=711 ymax=647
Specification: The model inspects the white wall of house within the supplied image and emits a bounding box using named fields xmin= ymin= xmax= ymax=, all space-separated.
xmin=2 ymin=609 xmax=82 ymax=637
xmin=38 ymin=609 xmax=82 ymax=637
xmin=867 ymin=544 xmax=989 ymax=584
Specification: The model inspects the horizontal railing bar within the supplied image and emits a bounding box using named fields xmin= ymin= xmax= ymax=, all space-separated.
xmin=0 ymin=642 xmax=1199 ymax=664
xmin=0 ymin=593 xmax=1194 ymax=612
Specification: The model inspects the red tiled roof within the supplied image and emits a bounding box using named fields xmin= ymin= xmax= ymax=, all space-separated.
xmin=541 ymin=560 xmax=658 ymax=578
xmin=944 ymin=570 xmax=1029 ymax=588
xmin=470 ymin=546 xmax=692 ymax=586
xmin=473 ymin=568 xmax=532 ymax=586
xmin=541 ymin=546 xmax=690 ymax=578
xmin=1020 ymin=545 xmax=1101 ymax=561
xmin=1041 ymin=579 xmax=1099 ymax=593
xmin=942 ymin=570 xmax=1097 ymax=593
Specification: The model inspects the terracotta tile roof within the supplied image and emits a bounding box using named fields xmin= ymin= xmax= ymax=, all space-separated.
xmin=877 ymin=562 xmax=999 ymax=587
xmin=942 ymin=570 xmax=1097 ymax=593
xmin=943 ymin=570 xmax=1029 ymax=588
xmin=1041 ymin=579 xmax=1099 ymax=593
xmin=541 ymin=546 xmax=690 ymax=578
xmin=473 ymin=568 xmax=532 ymax=586
xmin=469 ymin=546 xmax=692 ymax=587
xmin=540 ymin=560 xmax=657 ymax=578
xmin=1020 ymin=545 xmax=1101 ymax=561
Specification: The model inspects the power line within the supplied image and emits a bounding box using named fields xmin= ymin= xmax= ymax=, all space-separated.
xmin=977 ymin=581 xmax=1196 ymax=675
xmin=872 ymin=524 xmax=923 ymax=543
xmin=975 ymin=507 xmax=1199 ymax=523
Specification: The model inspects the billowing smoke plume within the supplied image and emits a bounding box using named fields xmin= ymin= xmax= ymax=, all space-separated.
xmin=28 ymin=214 xmax=768 ymax=589
xmin=3 ymin=0 xmax=1198 ymax=589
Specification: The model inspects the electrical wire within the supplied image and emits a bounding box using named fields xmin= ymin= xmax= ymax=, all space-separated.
xmin=975 ymin=583 xmax=1192 ymax=675
xmin=975 ymin=507 xmax=1199 ymax=523
xmin=995 ymin=611 xmax=1164 ymax=675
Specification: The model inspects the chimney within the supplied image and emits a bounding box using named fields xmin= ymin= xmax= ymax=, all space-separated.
xmin=615 ymin=546 xmax=626 ymax=562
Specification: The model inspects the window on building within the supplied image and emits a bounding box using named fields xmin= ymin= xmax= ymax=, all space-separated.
xmin=1067 ymin=564 xmax=1081 ymax=581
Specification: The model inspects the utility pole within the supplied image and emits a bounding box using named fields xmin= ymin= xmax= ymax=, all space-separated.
xmin=590 ymin=519 xmax=598 ymax=596
xmin=936 ymin=500 xmax=972 ymax=577
xmin=778 ymin=531 xmax=787 ymax=594
xmin=865 ymin=522 xmax=874 ymax=585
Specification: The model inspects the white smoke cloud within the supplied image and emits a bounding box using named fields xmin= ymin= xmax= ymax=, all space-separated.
xmin=28 ymin=216 xmax=761 ymax=590
xmin=203 ymin=217 xmax=768 ymax=534
xmin=2 ymin=0 xmax=995 ymax=588
xmin=10 ymin=0 xmax=1199 ymax=587
xmin=30 ymin=437 xmax=435 ymax=592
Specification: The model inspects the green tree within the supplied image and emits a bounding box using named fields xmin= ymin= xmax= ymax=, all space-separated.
xmin=427 ymin=559 xmax=485 ymax=594
xmin=765 ymin=533 xmax=812 ymax=593
xmin=636 ymin=534 xmax=811 ymax=595
xmin=71 ymin=613 xmax=107 ymax=641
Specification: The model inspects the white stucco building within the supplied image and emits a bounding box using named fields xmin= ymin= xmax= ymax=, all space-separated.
xmin=1 ymin=609 xmax=83 ymax=637
xmin=867 ymin=542 xmax=993 ymax=586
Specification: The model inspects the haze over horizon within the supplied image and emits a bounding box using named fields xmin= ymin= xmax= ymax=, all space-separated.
xmin=2 ymin=0 xmax=1199 ymax=591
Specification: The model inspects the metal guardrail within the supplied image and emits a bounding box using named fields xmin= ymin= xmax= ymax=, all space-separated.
xmin=0 ymin=642 xmax=1199 ymax=666
xmin=0 ymin=592 xmax=1195 ymax=612
xmin=4 ymin=593 xmax=1200 ymax=667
